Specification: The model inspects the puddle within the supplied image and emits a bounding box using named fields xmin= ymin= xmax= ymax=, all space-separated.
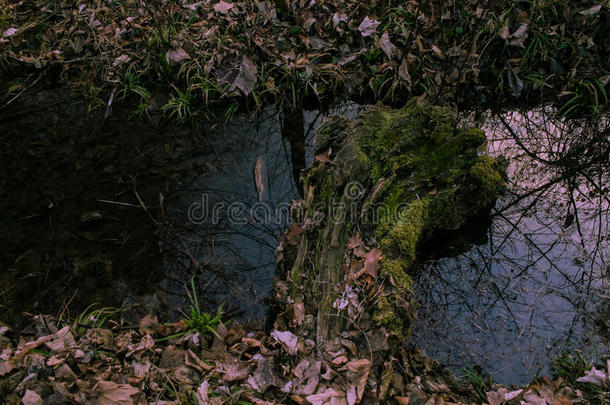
xmin=156 ymin=102 xmax=366 ymax=323
xmin=411 ymin=107 xmax=610 ymax=385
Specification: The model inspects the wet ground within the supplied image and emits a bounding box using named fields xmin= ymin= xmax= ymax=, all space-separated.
xmin=411 ymin=107 xmax=610 ymax=385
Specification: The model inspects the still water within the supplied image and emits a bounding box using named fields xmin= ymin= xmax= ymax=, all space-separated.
xmin=411 ymin=107 xmax=609 ymax=385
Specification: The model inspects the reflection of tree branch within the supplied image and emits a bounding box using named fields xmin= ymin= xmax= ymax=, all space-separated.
xmin=494 ymin=210 xmax=581 ymax=291
xmin=498 ymin=114 xmax=557 ymax=165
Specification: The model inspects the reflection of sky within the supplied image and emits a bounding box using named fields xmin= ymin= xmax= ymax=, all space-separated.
xmin=412 ymin=108 xmax=609 ymax=385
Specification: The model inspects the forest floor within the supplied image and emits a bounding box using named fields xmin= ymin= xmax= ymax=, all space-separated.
xmin=1 ymin=0 xmax=609 ymax=404
xmin=1 ymin=0 xmax=609 ymax=122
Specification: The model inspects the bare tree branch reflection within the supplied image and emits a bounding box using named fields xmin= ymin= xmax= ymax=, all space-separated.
xmin=412 ymin=107 xmax=609 ymax=385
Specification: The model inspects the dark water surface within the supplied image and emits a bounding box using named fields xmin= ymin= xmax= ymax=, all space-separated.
xmin=411 ymin=108 xmax=609 ymax=385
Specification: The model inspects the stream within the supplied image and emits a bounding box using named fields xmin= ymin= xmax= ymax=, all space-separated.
xmin=1 ymin=92 xmax=607 ymax=386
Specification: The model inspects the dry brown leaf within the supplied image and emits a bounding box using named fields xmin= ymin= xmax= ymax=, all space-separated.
xmin=217 ymin=358 xmax=251 ymax=381
xmin=138 ymin=314 xmax=159 ymax=335
xmin=271 ymin=330 xmax=298 ymax=355
xmin=306 ymin=387 xmax=347 ymax=405
xmin=358 ymin=16 xmax=380 ymax=37
xmin=394 ymin=396 xmax=410 ymax=405
xmin=379 ymin=32 xmax=397 ymax=59
xmin=45 ymin=326 xmax=76 ymax=353
xmin=213 ymin=1 xmax=234 ymax=14
xmin=165 ymin=48 xmax=190 ymax=65
xmin=315 ymin=148 xmax=332 ymax=163
xmin=233 ymin=57 xmax=258 ymax=96
xmin=363 ymin=248 xmax=382 ymax=278
xmin=285 ymin=223 xmax=303 ymax=246
xmin=97 ymin=381 xmax=140 ymax=405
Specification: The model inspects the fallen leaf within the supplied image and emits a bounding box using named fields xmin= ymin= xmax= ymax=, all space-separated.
xmin=45 ymin=326 xmax=76 ymax=353
xmin=315 ymin=148 xmax=332 ymax=163
xmin=213 ymin=0 xmax=234 ymax=14
xmin=97 ymin=381 xmax=140 ymax=405
xmin=233 ymin=56 xmax=258 ymax=96
xmin=343 ymin=359 xmax=371 ymax=401
xmin=507 ymin=66 xmax=523 ymax=97
xmin=112 ymin=54 xmax=131 ymax=67
xmin=332 ymin=13 xmax=348 ymax=29
xmin=22 ymin=389 xmax=42 ymax=405
xmin=394 ymin=396 xmax=410 ymax=405
xmin=271 ymin=330 xmax=298 ymax=355
xmin=217 ymin=358 xmax=251 ymax=381
xmin=165 ymin=48 xmax=190 ymax=65
xmin=398 ymin=59 xmax=411 ymax=85
xmin=195 ymin=380 xmax=210 ymax=404
xmin=293 ymin=359 xmax=321 ymax=395
xmin=379 ymin=32 xmax=397 ymax=59
xmin=247 ymin=354 xmax=283 ymax=393
xmin=138 ymin=314 xmax=159 ymax=334
xmin=358 ymin=17 xmax=380 ymax=37
xmin=363 ymin=248 xmax=382 ymax=278
xmin=509 ymin=23 xmax=529 ymax=47
xmin=579 ymin=5 xmax=601 ymax=16
xmin=285 ymin=223 xmax=303 ymax=245
xmin=576 ymin=366 xmax=607 ymax=385
xmin=306 ymin=387 xmax=346 ymax=405
xmin=347 ymin=232 xmax=362 ymax=249
xmin=3 ymin=27 xmax=17 ymax=38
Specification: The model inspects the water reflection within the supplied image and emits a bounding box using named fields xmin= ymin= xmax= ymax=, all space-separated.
xmin=412 ymin=107 xmax=609 ymax=385
xmin=157 ymin=102 xmax=365 ymax=323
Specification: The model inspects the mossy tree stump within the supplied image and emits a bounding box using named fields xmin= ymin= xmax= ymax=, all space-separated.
xmin=272 ymin=99 xmax=505 ymax=398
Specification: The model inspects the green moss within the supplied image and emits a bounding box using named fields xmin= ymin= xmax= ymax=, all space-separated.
xmin=380 ymin=197 xmax=431 ymax=267
xmin=305 ymin=99 xmax=506 ymax=350
xmin=380 ymin=259 xmax=413 ymax=292
xmin=470 ymin=155 xmax=504 ymax=196
xmin=289 ymin=266 xmax=302 ymax=299
xmin=317 ymin=172 xmax=335 ymax=202
xmin=373 ymin=296 xmax=404 ymax=338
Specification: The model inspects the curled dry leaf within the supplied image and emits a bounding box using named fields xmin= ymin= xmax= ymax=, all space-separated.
xmin=165 ymin=48 xmax=190 ymax=65
xmin=379 ymin=32 xmax=397 ymax=59
xmin=363 ymin=248 xmax=382 ymax=278
xmin=271 ymin=330 xmax=298 ymax=355
xmin=579 ymin=5 xmax=602 ymax=16
xmin=576 ymin=366 xmax=607 ymax=385
xmin=315 ymin=148 xmax=332 ymax=163
xmin=45 ymin=326 xmax=76 ymax=353
xmin=233 ymin=56 xmax=258 ymax=96
xmin=358 ymin=16 xmax=380 ymax=37
xmin=2 ymin=27 xmax=17 ymax=38
xmin=347 ymin=232 xmax=361 ymax=250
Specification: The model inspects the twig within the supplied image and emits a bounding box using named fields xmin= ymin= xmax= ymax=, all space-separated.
xmin=1 ymin=74 xmax=42 ymax=109
xmin=97 ymin=199 xmax=140 ymax=208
